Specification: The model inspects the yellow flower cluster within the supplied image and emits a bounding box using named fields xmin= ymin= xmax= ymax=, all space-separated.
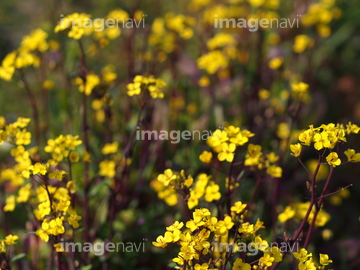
xmin=293 ymin=248 xmax=332 ymax=270
xmin=206 ymin=126 xmax=254 ymax=163
xmin=293 ymin=34 xmax=314 ymax=53
xmin=3 ymin=161 xmax=81 ymax=244
xmin=149 ymin=12 xmax=195 ymax=55
xmin=0 ymin=235 xmax=19 ymax=253
xmin=151 ymin=169 xmax=193 ymax=206
xmin=44 ymin=134 xmax=82 ymax=165
xmin=291 ymin=122 xmax=360 ymax=167
xmin=0 ymin=117 xmax=31 ymax=146
xmin=301 ymin=0 xmax=341 ymax=38
xmin=278 ymin=201 xmax=330 ymax=227
xmin=55 ymin=13 xmax=93 ymax=40
xmin=290 ymin=81 xmax=311 ymax=102
xmin=187 ymin=174 xmax=221 ymax=209
xmin=0 ymin=117 xmax=34 ymax=187
xmin=197 ymin=33 xmax=238 ymax=75
xmin=1 ymin=123 xmax=82 ymax=245
xmin=73 ymin=73 xmax=100 ymax=96
xmin=244 ymin=144 xmax=283 ymax=178
xmin=0 ymin=28 xmax=48 ymax=81
xmin=34 ymin=186 xmax=81 ymax=242
xmin=126 ymin=75 xmax=166 ymax=99
xmin=153 ymin=205 xmax=284 ymax=269
xmin=98 ymin=142 xmax=130 ymax=180
xmin=92 ymin=94 xmax=114 ymax=123
xmin=93 ymin=9 xmax=130 ymax=43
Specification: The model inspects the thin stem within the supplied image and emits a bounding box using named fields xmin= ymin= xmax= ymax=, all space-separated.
xmin=247 ymin=175 xmax=261 ymax=211
xmin=77 ymin=39 xmax=91 ymax=254
xmin=226 ymin=151 xmax=238 ymax=215
xmin=303 ymin=166 xmax=335 ymax=248
xmin=271 ymin=152 xmax=323 ymax=270
xmin=19 ymin=69 xmax=41 ymax=147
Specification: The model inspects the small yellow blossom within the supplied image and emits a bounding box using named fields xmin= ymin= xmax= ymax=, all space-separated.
xmin=101 ymin=142 xmax=119 ymax=155
xmin=69 ymin=152 xmax=80 ymax=163
xmin=290 ymin=143 xmax=302 ymax=157
xmin=199 ymin=151 xmax=212 ymax=163
xmin=326 ymin=152 xmax=341 ymax=167
xmin=319 ymin=254 xmax=332 ymax=265
xmin=4 ymin=234 xmax=19 ymax=245
xmin=278 ymin=205 xmax=295 ymax=223
xmin=231 ymin=201 xmax=247 ymax=214
xmin=344 ymin=149 xmax=360 ymax=162
xmin=268 ymin=57 xmax=283 ymax=70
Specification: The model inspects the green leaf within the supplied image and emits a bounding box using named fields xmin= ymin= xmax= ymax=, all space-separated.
xmin=79 ymin=265 xmax=92 ymax=270
xmin=10 ymin=253 xmax=26 ymax=262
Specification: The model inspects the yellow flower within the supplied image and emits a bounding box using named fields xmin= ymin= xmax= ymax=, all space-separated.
xmin=298 ymin=259 xmax=316 ymax=270
xmin=268 ymin=57 xmax=283 ymax=70
xmin=4 ymin=195 xmax=16 ymax=212
xmin=15 ymin=130 xmax=31 ymax=145
xmin=152 ymin=235 xmax=168 ymax=248
xmin=244 ymin=144 xmax=262 ymax=166
xmin=69 ymin=152 xmax=80 ymax=163
xmin=197 ymin=50 xmax=229 ymax=74
xmin=76 ymin=74 xmax=100 ymax=95
xmin=266 ymin=165 xmax=282 ymax=178
xmin=157 ymin=169 xmax=177 ymax=186
xmin=299 ymin=130 xmax=313 ymax=146
xmin=0 ymin=241 xmax=6 ymax=252
xmin=126 ymin=81 xmax=141 ymax=96
xmin=198 ymin=76 xmax=210 ymax=87
xmin=278 ymin=205 xmax=295 ymax=223
xmin=290 ymin=143 xmax=302 ymax=157
xmin=4 ymin=234 xmax=18 ymax=245
xmin=258 ymin=89 xmax=270 ymax=100
xmin=319 ymin=254 xmax=332 ymax=266
xmin=291 ymin=82 xmax=309 ymax=93
xmin=218 ymin=143 xmax=236 ymax=162
xmin=101 ymin=142 xmax=119 ymax=155
xmin=293 ymin=248 xmax=312 ymax=262
xmin=17 ymin=183 xmax=32 ymax=203
xmin=215 ymin=215 xmax=234 ymax=235
xmin=195 ymin=263 xmax=210 ymax=270
xmin=259 ymin=253 xmax=275 ymax=267
xmin=326 ymin=152 xmax=341 ymax=167
xmin=68 ymin=212 xmax=81 ymax=228
xmin=49 ymin=170 xmax=67 ymax=181
xmin=232 ymin=258 xmax=251 ymax=270
xmin=199 ymin=151 xmax=212 ymax=163
xmin=43 ymin=80 xmax=54 ymax=90
xmin=293 ymin=35 xmax=313 ymax=53
xmin=66 ymin=181 xmax=76 ymax=194
xmin=251 ymin=236 xmax=268 ymax=251
xmin=231 ymin=201 xmax=247 ymax=214
xmin=265 ymin=246 xmax=283 ymax=262
xmin=313 ymin=131 xmax=332 ymax=150
xmin=83 ymin=150 xmax=91 ymax=162
xmin=36 ymin=229 xmax=49 ymax=242
xmin=238 ymin=222 xmax=255 ymax=234
xmin=344 ymin=149 xmax=360 ymax=162
xmin=54 ymin=243 xmax=65 ymax=252
xmin=204 ymin=182 xmax=221 ymax=202
xmin=99 ymin=160 xmax=116 ymax=178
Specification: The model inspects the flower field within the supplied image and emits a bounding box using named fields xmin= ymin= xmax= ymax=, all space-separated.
xmin=0 ymin=0 xmax=360 ymax=269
